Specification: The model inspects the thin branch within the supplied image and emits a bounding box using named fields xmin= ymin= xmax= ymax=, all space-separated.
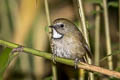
xmin=94 ymin=5 xmax=101 ymax=66
xmin=51 ymin=63 xmax=58 ymax=80
xmin=78 ymin=0 xmax=87 ymax=80
xmin=44 ymin=0 xmax=57 ymax=80
xmin=78 ymin=0 xmax=89 ymax=44
xmin=1 ymin=40 xmax=120 ymax=78
xmin=45 ymin=0 xmax=51 ymax=26
xmin=78 ymin=0 xmax=92 ymax=66
xmin=103 ymin=0 xmax=113 ymax=70
xmin=78 ymin=0 xmax=94 ymax=80
xmin=78 ymin=62 xmax=120 ymax=78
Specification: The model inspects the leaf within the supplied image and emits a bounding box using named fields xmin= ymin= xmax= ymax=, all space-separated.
xmin=108 ymin=1 xmax=118 ymax=8
xmin=0 ymin=47 xmax=12 ymax=80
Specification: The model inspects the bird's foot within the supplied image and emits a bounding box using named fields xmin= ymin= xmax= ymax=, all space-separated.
xmin=74 ymin=58 xmax=79 ymax=69
xmin=52 ymin=54 xmax=56 ymax=64
xmin=12 ymin=45 xmax=24 ymax=54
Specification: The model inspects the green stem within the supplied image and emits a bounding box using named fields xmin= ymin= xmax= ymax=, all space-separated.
xmin=94 ymin=5 xmax=101 ymax=66
xmin=45 ymin=0 xmax=51 ymax=26
xmin=78 ymin=0 xmax=94 ymax=80
xmin=44 ymin=0 xmax=57 ymax=79
xmin=78 ymin=0 xmax=89 ymax=44
xmin=0 ymin=40 xmax=74 ymax=66
xmin=52 ymin=63 xmax=58 ymax=80
xmin=103 ymin=0 xmax=113 ymax=70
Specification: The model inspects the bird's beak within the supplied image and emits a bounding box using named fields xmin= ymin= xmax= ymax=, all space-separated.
xmin=49 ymin=25 xmax=55 ymax=28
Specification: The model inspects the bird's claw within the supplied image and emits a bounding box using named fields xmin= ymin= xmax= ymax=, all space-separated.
xmin=74 ymin=58 xmax=79 ymax=69
xmin=52 ymin=54 xmax=56 ymax=64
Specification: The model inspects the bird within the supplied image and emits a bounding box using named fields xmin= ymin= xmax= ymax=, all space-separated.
xmin=49 ymin=18 xmax=92 ymax=67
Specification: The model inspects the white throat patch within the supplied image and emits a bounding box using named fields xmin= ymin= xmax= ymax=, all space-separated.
xmin=52 ymin=28 xmax=63 ymax=38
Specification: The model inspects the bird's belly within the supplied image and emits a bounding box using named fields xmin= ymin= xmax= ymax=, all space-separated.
xmin=52 ymin=41 xmax=72 ymax=59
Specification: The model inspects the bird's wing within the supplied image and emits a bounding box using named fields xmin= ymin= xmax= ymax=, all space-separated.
xmin=77 ymin=31 xmax=93 ymax=59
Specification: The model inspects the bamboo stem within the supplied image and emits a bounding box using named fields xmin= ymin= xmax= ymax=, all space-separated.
xmin=78 ymin=0 xmax=94 ymax=80
xmin=44 ymin=0 xmax=57 ymax=80
xmin=103 ymin=0 xmax=113 ymax=70
xmin=45 ymin=0 xmax=51 ymax=26
xmin=78 ymin=0 xmax=89 ymax=43
xmin=94 ymin=5 xmax=101 ymax=66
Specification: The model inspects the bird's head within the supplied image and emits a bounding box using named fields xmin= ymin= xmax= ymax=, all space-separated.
xmin=49 ymin=18 xmax=78 ymax=39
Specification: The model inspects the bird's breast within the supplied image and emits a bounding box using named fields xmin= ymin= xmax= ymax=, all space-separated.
xmin=51 ymin=38 xmax=73 ymax=59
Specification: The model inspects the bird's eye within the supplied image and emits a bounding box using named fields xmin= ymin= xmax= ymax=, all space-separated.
xmin=60 ymin=24 xmax=64 ymax=28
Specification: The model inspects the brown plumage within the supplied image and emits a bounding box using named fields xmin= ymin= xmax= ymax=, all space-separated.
xmin=49 ymin=18 xmax=91 ymax=65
